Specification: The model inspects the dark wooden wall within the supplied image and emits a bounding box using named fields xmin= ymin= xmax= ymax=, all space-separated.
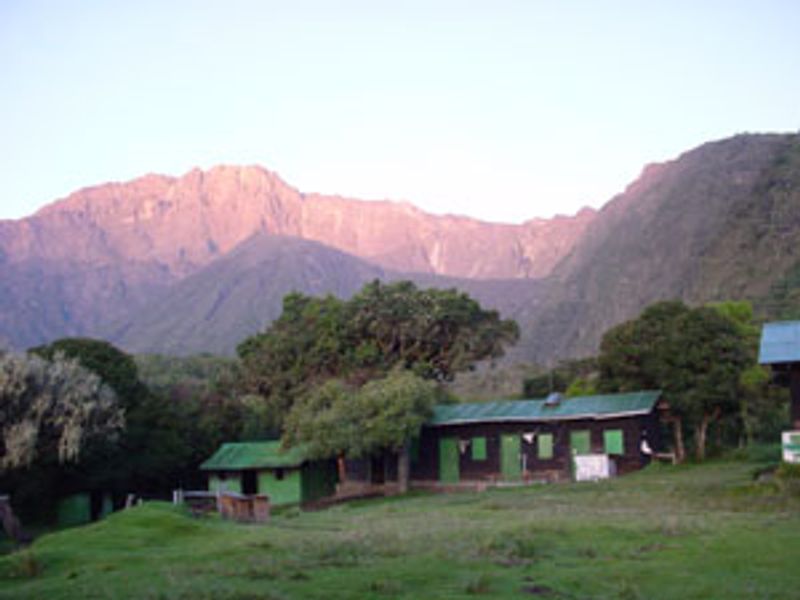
xmin=411 ymin=413 xmax=660 ymax=483
xmin=791 ymin=366 xmax=800 ymax=428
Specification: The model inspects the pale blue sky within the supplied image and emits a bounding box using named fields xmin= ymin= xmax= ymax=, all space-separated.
xmin=1 ymin=1 xmax=798 ymax=223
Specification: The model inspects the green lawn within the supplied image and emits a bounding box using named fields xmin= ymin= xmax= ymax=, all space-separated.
xmin=2 ymin=459 xmax=799 ymax=599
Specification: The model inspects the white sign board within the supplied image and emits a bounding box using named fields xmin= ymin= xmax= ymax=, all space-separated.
xmin=782 ymin=431 xmax=800 ymax=464
xmin=574 ymin=454 xmax=616 ymax=482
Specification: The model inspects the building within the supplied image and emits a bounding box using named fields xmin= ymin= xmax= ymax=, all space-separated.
xmin=410 ymin=390 xmax=663 ymax=485
xmin=202 ymin=391 xmax=664 ymax=504
xmin=200 ymin=441 xmax=338 ymax=506
xmin=758 ymin=320 xmax=800 ymax=429
xmin=758 ymin=321 xmax=800 ymax=462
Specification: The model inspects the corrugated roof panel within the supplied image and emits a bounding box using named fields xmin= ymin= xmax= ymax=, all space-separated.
xmin=759 ymin=321 xmax=800 ymax=365
xmin=200 ymin=441 xmax=308 ymax=470
xmin=430 ymin=391 xmax=661 ymax=426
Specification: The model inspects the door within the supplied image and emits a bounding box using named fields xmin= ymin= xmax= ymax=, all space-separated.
xmin=501 ymin=434 xmax=522 ymax=480
xmin=370 ymin=454 xmax=386 ymax=484
xmin=242 ymin=470 xmax=258 ymax=495
xmin=439 ymin=438 xmax=460 ymax=483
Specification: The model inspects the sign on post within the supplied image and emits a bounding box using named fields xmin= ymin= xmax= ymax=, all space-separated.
xmin=782 ymin=431 xmax=800 ymax=464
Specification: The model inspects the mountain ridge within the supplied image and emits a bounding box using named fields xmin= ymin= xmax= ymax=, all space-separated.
xmin=3 ymin=164 xmax=596 ymax=280
xmin=2 ymin=132 xmax=799 ymax=362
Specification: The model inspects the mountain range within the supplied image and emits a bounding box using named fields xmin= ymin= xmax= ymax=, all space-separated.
xmin=1 ymin=132 xmax=798 ymax=362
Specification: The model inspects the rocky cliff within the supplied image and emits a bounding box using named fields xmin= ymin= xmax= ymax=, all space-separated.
xmin=2 ymin=166 xmax=594 ymax=280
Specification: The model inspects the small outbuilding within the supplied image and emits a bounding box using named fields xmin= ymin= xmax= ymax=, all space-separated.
xmin=411 ymin=390 xmax=664 ymax=485
xmin=759 ymin=320 xmax=800 ymax=429
xmin=200 ymin=441 xmax=338 ymax=506
xmin=758 ymin=321 xmax=800 ymax=462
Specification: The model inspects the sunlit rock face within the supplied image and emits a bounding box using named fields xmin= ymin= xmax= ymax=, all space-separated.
xmin=1 ymin=165 xmax=594 ymax=280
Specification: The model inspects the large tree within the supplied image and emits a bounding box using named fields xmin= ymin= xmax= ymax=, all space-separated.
xmin=597 ymin=301 xmax=751 ymax=461
xmin=0 ymin=351 xmax=123 ymax=471
xmin=27 ymin=339 xmax=196 ymax=499
xmin=283 ymin=370 xmax=438 ymax=491
xmin=31 ymin=338 xmax=143 ymax=406
xmin=237 ymin=280 xmax=519 ymax=428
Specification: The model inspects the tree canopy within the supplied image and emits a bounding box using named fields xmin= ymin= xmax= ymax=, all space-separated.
xmin=597 ymin=301 xmax=752 ymax=461
xmin=0 ymin=350 xmax=124 ymax=472
xmin=283 ymin=370 xmax=438 ymax=460
xmin=31 ymin=338 xmax=144 ymax=409
xmin=237 ymin=280 xmax=519 ymax=428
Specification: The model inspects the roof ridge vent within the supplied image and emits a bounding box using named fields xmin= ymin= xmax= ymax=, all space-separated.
xmin=545 ymin=392 xmax=563 ymax=407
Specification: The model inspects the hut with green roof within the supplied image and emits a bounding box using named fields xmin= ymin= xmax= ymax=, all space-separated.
xmin=410 ymin=390 xmax=664 ymax=485
xmin=200 ymin=441 xmax=337 ymax=506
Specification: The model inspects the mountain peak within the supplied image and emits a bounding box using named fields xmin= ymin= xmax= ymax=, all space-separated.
xmin=5 ymin=164 xmax=595 ymax=281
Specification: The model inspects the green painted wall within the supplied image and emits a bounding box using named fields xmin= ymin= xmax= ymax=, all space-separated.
xmin=257 ymin=469 xmax=302 ymax=506
xmin=57 ymin=493 xmax=91 ymax=527
xmin=209 ymin=473 xmax=242 ymax=493
xmin=301 ymin=461 xmax=338 ymax=503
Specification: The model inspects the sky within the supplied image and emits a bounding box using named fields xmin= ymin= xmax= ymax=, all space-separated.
xmin=1 ymin=1 xmax=799 ymax=224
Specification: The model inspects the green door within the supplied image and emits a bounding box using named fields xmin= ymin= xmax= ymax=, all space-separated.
xmin=501 ymin=435 xmax=522 ymax=480
xmin=439 ymin=438 xmax=460 ymax=483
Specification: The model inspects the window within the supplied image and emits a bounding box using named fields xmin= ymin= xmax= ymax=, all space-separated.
xmin=570 ymin=430 xmax=591 ymax=455
xmin=604 ymin=430 xmax=624 ymax=455
xmin=537 ymin=433 xmax=554 ymax=459
xmin=472 ymin=437 xmax=487 ymax=460
xmin=274 ymin=468 xmax=284 ymax=481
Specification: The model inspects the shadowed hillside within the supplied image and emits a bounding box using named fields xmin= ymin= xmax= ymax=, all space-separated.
xmin=520 ymin=133 xmax=800 ymax=361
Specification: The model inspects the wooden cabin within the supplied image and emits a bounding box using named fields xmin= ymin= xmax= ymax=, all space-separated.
xmin=759 ymin=320 xmax=800 ymax=429
xmin=200 ymin=441 xmax=338 ymax=506
xmin=410 ymin=391 xmax=663 ymax=485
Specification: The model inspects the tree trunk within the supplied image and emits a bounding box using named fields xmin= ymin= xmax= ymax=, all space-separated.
xmin=695 ymin=417 xmax=709 ymax=462
xmin=741 ymin=398 xmax=753 ymax=448
xmin=695 ymin=408 xmax=721 ymax=462
xmin=673 ymin=417 xmax=686 ymax=463
xmin=397 ymin=442 xmax=410 ymax=494
xmin=337 ymin=454 xmax=348 ymax=483
xmin=0 ymin=497 xmax=31 ymax=546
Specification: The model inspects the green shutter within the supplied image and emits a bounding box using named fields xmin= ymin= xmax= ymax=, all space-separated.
xmin=537 ymin=433 xmax=554 ymax=459
xmin=472 ymin=437 xmax=487 ymax=460
xmin=604 ymin=430 xmax=624 ymax=455
xmin=570 ymin=430 xmax=591 ymax=455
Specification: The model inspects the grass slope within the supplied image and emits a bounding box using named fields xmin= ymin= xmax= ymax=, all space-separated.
xmin=2 ymin=459 xmax=799 ymax=599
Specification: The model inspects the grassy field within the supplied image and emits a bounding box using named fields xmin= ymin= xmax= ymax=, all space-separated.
xmin=2 ymin=457 xmax=799 ymax=599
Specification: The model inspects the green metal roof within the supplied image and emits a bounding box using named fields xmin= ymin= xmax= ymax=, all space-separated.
xmin=759 ymin=321 xmax=800 ymax=365
xmin=200 ymin=441 xmax=308 ymax=471
xmin=429 ymin=391 xmax=661 ymax=426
